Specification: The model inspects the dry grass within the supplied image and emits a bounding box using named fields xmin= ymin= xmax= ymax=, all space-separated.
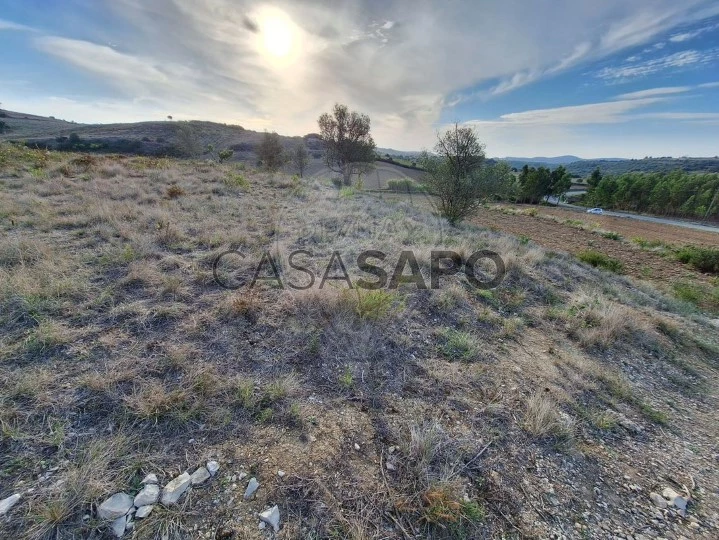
xmin=1 ymin=144 xmax=718 ymax=538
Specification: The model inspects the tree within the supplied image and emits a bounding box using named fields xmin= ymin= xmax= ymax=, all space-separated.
xmin=588 ymin=167 xmax=602 ymax=188
xmin=550 ymin=165 xmax=572 ymax=199
xmin=318 ymin=103 xmax=375 ymax=186
xmin=420 ymin=124 xmax=494 ymax=226
xmin=0 ymin=121 xmax=6 ymax=134
xmin=292 ymin=143 xmax=309 ymax=178
xmin=256 ymin=131 xmax=285 ymax=171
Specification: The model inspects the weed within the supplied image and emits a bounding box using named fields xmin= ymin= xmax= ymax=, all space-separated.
xmin=577 ymin=250 xmax=623 ymax=273
xmin=166 ymin=185 xmax=185 ymax=198
xmin=439 ymin=329 xmax=480 ymax=362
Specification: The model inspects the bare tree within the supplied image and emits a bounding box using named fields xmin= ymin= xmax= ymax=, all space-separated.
xmin=292 ymin=143 xmax=309 ymax=177
xmin=256 ymin=132 xmax=285 ymax=171
xmin=318 ymin=103 xmax=375 ymax=186
xmin=421 ymin=124 xmax=496 ymax=226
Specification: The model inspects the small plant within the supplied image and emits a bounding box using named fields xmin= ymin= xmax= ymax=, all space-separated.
xmin=577 ymin=250 xmax=623 ymax=273
xmin=339 ymin=186 xmax=356 ymax=198
xmin=224 ymin=172 xmax=249 ymax=190
xmin=218 ymin=148 xmax=234 ymax=162
xmin=600 ymin=231 xmax=622 ymax=241
xmin=339 ymin=365 xmax=354 ymax=388
xmin=166 ymin=185 xmax=185 ymax=198
xmin=387 ymin=178 xmax=425 ymax=193
xmin=439 ymin=329 xmax=480 ymax=362
xmin=352 ymin=289 xmax=400 ymax=320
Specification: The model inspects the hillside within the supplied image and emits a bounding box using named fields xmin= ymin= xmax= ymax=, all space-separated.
xmin=1 ymin=143 xmax=718 ymax=538
xmin=566 ymin=157 xmax=719 ymax=177
xmin=0 ymin=109 xmax=319 ymax=161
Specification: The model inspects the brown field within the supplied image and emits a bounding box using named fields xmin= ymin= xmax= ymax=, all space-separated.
xmin=1 ymin=144 xmax=719 ymax=539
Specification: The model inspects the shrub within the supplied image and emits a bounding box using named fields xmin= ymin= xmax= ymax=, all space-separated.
xmin=438 ymin=329 xmax=480 ymax=362
xmin=218 ymin=148 xmax=234 ymax=163
xmin=166 ymin=185 xmax=185 ymax=198
xmin=224 ymin=172 xmax=249 ymax=190
xmin=676 ymin=246 xmax=719 ymax=274
xmin=577 ymin=250 xmax=623 ymax=273
xmin=387 ymin=178 xmax=425 ymax=193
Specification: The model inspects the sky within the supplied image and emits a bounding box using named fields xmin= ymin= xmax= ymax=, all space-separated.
xmin=2 ymin=0 xmax=719 ymax=158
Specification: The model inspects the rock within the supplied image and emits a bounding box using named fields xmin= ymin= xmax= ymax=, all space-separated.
xmin=110 ymin=515 xmax=126 ymax=537
xmin=674 ymin=496 xmax=688 ymax=511
xmin=354 ymin=443 xmax=360 ymax=451
xmin=0 ymin=494 xmax=21 ymax=515
xmin=135 ymin=505 xmax=154 ymax=519
xmin=277 ymin=470 xmax=286 ymax=478
xmin=134 ymin=484 xmax=160 ymax=507
xmin=258 ymin=505 xmax=281 ymax=532
xmin=207 ymin=461 xmax=220 ymax=476
xmin=662 ymin=487 xmax=680 ymax=502
xmin=650 ymin=492 xmax=668 ymax=509
xmin=141 ymin=473 xmax=158 ymax=485
xmin=244 ymin=477 xmax=260 ymax=500
xmin=191 ymin=467 xmax=211 ymax=485
xmin=386 ymin=462 xmax=396 ymax=471
xmin=238 ymin=472 xmax=248 ymax=480
xmin=388 ymin=446 xmax=397 ymax=454
xmin=161 ymin=472 xmax=192 ymax=506
xmin=98 ymin=492 xmax=134 ymax=520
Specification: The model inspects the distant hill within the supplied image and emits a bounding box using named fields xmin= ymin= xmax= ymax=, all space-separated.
xmin=0 ymin=109 xmax=322 ymax=161
xmin=502 ymin=155 xmax=584 ymax=166
xmin=565 ymin=157 xmax=719 ymax=177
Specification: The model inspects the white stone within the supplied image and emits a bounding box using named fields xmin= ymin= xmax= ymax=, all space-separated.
xmin=110 ymin=515 xmax=126 ymax=537
xmin=141 ymin=473 xmax=158 ymax=485
xmin=0 ymin=494 xmax=21 ymax=515
xmin=277 ymin=470 xmax=285 ymax=478
xmin=354 ymin=443 xmax=360 ymax=451
xmin=191 ymin=467 xmax=211 ymax=485
xmin=244 ymin=477 xmax=259 ymax=500
xmin=135 ymin=505 xmax=154 ymax=519
xmin=650 ymin=492 xmax=667 ymax=509
xmin=161 ymin=472 xmax=192 ymax=506
xmin=206 ymin=461 xmax=220 ymax=476
xmin=98 ymin=492 xmax=133 ymax=520
xmin=258 ymin=505 xmax=281 ymax=532
xmin=134 ymin=484 xmax=159 ymax=507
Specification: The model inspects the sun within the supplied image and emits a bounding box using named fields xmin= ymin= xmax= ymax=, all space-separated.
xmin=261 ymin=12 xmax=294 ymax=58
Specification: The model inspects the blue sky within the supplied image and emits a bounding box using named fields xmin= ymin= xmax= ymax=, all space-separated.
xmin=2 ymin=0 xmax=719 ymax=157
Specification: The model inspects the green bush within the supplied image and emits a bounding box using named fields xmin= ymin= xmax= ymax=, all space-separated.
xmin=387 ymin=178 xmax=425 ymax=193
xmin=676 ymin=246 xmax=719 ymax=274
xmin=577 ymin=250 xmax=623 ymax=273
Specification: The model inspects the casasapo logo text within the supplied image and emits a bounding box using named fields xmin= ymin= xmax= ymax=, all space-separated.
xmin=213 ymin=249 xmax=505 ymax=290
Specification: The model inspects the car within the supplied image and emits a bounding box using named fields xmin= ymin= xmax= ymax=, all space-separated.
xmin=586 ymin=208 xmax=604 ymax=215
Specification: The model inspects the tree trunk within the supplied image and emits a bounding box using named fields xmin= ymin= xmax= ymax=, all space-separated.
xmin=342 ymin=165 xmax=352 ymax=186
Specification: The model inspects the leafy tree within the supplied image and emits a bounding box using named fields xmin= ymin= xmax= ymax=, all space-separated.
xmin=421 ymin=124 xmax=495 ymax=226
xmin=292 ymin=143 xmax=309 ymax=178
xmin=588 ymin=167 xmax=602 ymax=188
xmin=256 ymin=131 xmax=285 ymax=171
xmin=550 ymin=165 xmax=572 ymax=199
xmin=318 ymin=103 xmax=375 ymax=186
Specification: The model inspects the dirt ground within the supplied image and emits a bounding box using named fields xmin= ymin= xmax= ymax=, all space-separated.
xmin=471 ymin=205 xmax=718 ymax=288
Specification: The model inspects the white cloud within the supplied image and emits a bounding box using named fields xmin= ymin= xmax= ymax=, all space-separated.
xmin=0 ymin=18 xmax=35 ymax=32
xmin=13 ymin=0 xmax=719 ymax=149
xmin=615 ymin=86 xmax=691 ymax=99
xmin=669 ymin=21 xmax=719 ymax=42
xmin=596 ymin=49 xmax=719 ymax=81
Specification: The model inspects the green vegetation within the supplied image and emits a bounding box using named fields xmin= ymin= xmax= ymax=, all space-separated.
xmin=387 ymin=178 xmax=425 ymax=192
xmin=577 ymin=250 xmax=624 ymax=273
xmin=517 ymin=164 xmax=572 ymax=204
xmin=584 ymin=170 xmax=719 ymax=220
xmin=439 ymin=328 xmax=480 ymax=362
xmin=675 ymin=245 xmax=719 ymax=274
xmin=256 ymin=131 xmax=285 ymax=171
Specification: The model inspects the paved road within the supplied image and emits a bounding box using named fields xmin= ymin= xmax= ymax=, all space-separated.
xmin=550 ymin=200 xmax=719 ymax=234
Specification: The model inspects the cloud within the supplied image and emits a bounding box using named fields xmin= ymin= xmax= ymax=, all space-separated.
xmin=615 ymin=86 xmax=691 ymax=99
xmin=596 ymin=49 xmax=719 ymax=81
xmin=669 ymin=21 xmax=719 ymax=42
xmin=15 ymin=0 xmax=719 ymax=149
xmin=0 ymin=18 xmax=35 ymax=32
